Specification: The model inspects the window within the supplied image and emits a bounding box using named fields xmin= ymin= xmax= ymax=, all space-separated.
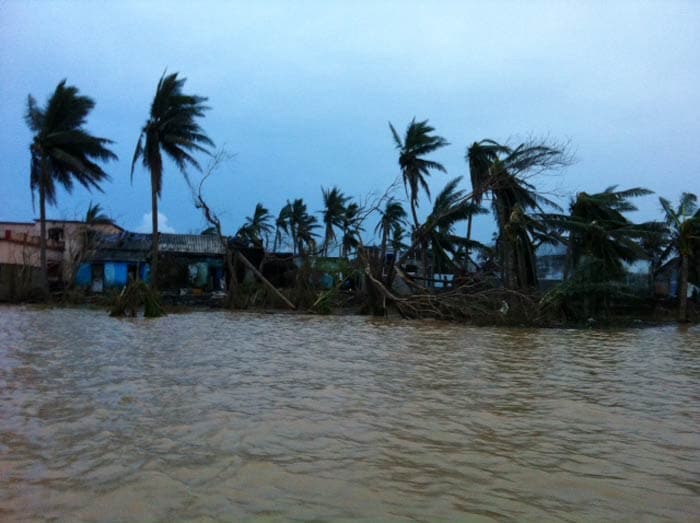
xmin=48 ymin=227 xmax=64 ymax=241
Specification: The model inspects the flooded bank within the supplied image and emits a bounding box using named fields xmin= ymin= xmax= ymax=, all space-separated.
xmin=1 ymin=306 xmax=698 ymax=521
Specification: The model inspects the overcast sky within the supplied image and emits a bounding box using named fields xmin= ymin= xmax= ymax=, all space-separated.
xmin=1 ymin=1 xmax=698 ymax=245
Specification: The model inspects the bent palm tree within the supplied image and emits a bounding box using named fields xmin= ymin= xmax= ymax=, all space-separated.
xmin=563 ymin=186 xmax=654 ymax=279
xmin=236 ymin=203 xmax=273 ymax=248
xmin=340 ymin=202 xmax=363 ymax=257
xmin=26 ymin=80 xmax=117 ymax=292
xmin=321 ymin=186 xmax=349 ymax=256
xmin=389 ymin=118 xmax=449 ymax=230
xmin=272 ymin=203 xmax=292 ymax=252
xmin=131 ymin=72 xmax=213 ymax=289
xmin=85 ymin=201 xmax=114 ymax=226
xmin=416 ymin=177 xmax=484 ymax=276
xmin=287 ymin=199 xmax=318 ymax=256
xmin=659 ymin=193 xmax=700 ymax=322
xmin=465 ymin=140 xmax=508 ymax=258
xmin=463 ymin=140 xmax=568 ymax=288
xmin=375 ymin=199 xmax=407 ymax=264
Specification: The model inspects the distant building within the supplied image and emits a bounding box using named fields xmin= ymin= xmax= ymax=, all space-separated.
xmin=0 ymin=219 xmax=123 ymax=299
xmin=80 ymin=232 xmax=266 ymax=293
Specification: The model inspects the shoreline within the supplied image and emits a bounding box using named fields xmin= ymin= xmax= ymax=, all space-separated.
xmin=2 ymin=300 xmax=694 ymax=330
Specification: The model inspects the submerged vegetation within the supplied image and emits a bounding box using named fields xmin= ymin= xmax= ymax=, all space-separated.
xmin=14 ymin=76 xmax=700 ymax=324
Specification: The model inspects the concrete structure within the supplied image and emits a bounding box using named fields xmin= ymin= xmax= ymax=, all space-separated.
xmin=0 ymin=219 xmax=123 ymax=299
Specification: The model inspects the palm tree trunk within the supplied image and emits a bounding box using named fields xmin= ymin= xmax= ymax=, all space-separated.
xmin=272 ymin=225 xmax=280 ymax=253
xmin=679 ymin=253 xmax=689 ymax=322
xmin=563 ymin=236 xmax=573 ymax=281
xmin=380 ymin=227 xmax=388 ymax=281
xmin=465 ymin=212 xmax=473 ymax=267
xmin=39 ymin=167 xmax=48 ymax=295
xmin=150 ymin=177 xmax=159 ymax=291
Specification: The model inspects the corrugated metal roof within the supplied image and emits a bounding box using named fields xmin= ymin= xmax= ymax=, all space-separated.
xmin=92 ymin=232 xmax=228 ymax=260
xmin=158 ymin=233 xmax=225 ymax=254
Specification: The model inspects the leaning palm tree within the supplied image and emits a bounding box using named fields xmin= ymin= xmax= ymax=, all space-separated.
xmin=659 ymin=193 xmax=700 ymax=322
xmin=375 ymin=199 xmax=407 ymax=264
xmin=558 ymin=186 xmax=654 ymax=280
xmin=543 ymin=186 xmax=655 ymax=318
xmin=321 ymin=186 xmax=349 ymax=256
xmin=414 ymin=177 xmax=486 ymax=277
xmin=464 ymin=140 xmax=568 ymax=288
xmin=287 ymin=198 xmax=319 ymax=256
xmin=465 ymin=140 xmax=509 ymax=258
xmin=272 ymin=203 xmax=292 ymax=252
xmin=85 ymin=201 xmax=114 ymax=226
xmin=236 ymin=203 xmax=273 ymax=248
xmin=25 ymin=80 xmax=117 ymax=293
xmin=389 ymin=118 xmax=449 ymax=230
xmin=340 ymin=202 xmax=363 ymax=257
xmin=131 ymin=72 xmax=213 ymax=289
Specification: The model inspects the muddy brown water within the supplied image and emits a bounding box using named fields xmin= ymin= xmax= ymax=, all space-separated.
xmin=0 ymin=306 xmax=698 ymax=522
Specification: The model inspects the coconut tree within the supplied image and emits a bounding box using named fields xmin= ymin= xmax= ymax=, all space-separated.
xmin=541 ymin=186 xmax=656 ymax=319
xmin=287 ymin=199 xmax=318 ymax=256
xmin=462 ymin=140 xmax=568 ymax=288
xmin=272 ymin=203 xmax=292 ymax=252
xmin=82 ymin=201 xmax=114 ymax=252
xmin=659 ymin=193 xmax=700 ymax=322
xmin=414 ymin=177 xmax=486 ymax=277
xmin=375 ymin=199 xmax=407 ymax=264
xmin=558 ymin=186 xmax=654 ymax=280
xmin=340 ymin=202 xmax=363 ymax=257
xmin=389 ymin=118 xmax=449 ymax=230
xmin=85 ymin=201 xmax=114 ymax=226
xmin=131 ymin=72 xmax=213 ymax=289
xmin=465 ymin=140 xmax=509 ymax=258
xmin=236 ymin=203 xmax=273 ymax=248
xmin=25 ymin=81 xmax=117 ymax=293
xmin=389 ymin=118 xmax=448 ymax=277
xmin=391 ymin=223 xmax=409 ymax=255
xmin=321 ymin=186 xmax=349 ymax=256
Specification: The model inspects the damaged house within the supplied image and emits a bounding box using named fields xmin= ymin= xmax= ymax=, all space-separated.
xmin=78 ymin=232 xmax=265 ymax=293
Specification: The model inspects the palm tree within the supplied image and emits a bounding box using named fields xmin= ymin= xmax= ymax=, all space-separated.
xmin=391 ymin=223 xmax=409 ymax=255
xmin=465 ymin=140 xmax=509 ymax=258
xmin=375 ymin=199 xmax=407 ymax=264
xmin=415 ymin=177 xmax=484 ymax=277
xmin=25 ymin=80 xmax=117 ymax=293
xmin=287 ymin=199 xmax=318 ymax=256
xmin=543 ymin=186 xmax=655 ymax=318
xmin=85 ymin=201 xmax=114 ymax=226
xmin=659 ymin=193 xmax=700 ymax=322
xmin=389 ymin=118 xmax=449 ymax=230
xmin=131 ymin=72 xmax=213 ymax=289
xmin=321 ymin=186 xmax=349 ymax=256
xmin=272 ymin=203 xmax=292 ymax=252
xmin=461 ymin=140 xmax=567 ymax=288
xmin=82 ymin=201 xmax=114 ymax=251
xmin=236 ymin=203 xmax=273 ymax=248
xmin=340 ymin=202 xmax=363 ymax=257
xmin=563 ymin=186 xmax=653 ymax=279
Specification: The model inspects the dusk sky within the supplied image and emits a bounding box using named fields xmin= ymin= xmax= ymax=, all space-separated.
xmin=1 ymin=1 xmax=698 ymax=245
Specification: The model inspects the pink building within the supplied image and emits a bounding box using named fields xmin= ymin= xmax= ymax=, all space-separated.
xmin=0 ymin=219 xmax=123 ymax=299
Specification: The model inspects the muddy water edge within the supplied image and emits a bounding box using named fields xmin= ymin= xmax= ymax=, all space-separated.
xmin=1 ymin=306 xmax=698 ymax=522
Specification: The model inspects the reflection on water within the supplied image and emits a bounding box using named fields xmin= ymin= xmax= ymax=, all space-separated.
xmin=0 ymin=306 xmax=699 ymax=522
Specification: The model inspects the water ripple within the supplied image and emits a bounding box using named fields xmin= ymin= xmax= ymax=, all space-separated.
xmin=1 ymin=306 xmax=699 ymax=522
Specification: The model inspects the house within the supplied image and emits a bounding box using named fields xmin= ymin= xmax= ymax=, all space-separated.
xmin=0 ymin=219 xmax=123 ymax=299
xmin=81 ymin=232 xmax=266 ymax=293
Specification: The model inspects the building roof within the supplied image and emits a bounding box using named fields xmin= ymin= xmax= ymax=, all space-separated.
xmin=91 ymin=231 xmax=231 ymax=262
xmin=159 ymin=233 xmax=226 ymax=254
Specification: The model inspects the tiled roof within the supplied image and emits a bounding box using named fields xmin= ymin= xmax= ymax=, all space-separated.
xmin=93 ymin=232 xmax=230 ymax=258
xmin=158 ymin=233 xmax=226 ymax=254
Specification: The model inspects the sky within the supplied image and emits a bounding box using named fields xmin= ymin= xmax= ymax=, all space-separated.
xmin=1 ymin=1 xmax=698 ymax=247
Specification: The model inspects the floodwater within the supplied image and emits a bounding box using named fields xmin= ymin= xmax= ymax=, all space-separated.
xmin=0 ymin=307 xmax=699 ymax=522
